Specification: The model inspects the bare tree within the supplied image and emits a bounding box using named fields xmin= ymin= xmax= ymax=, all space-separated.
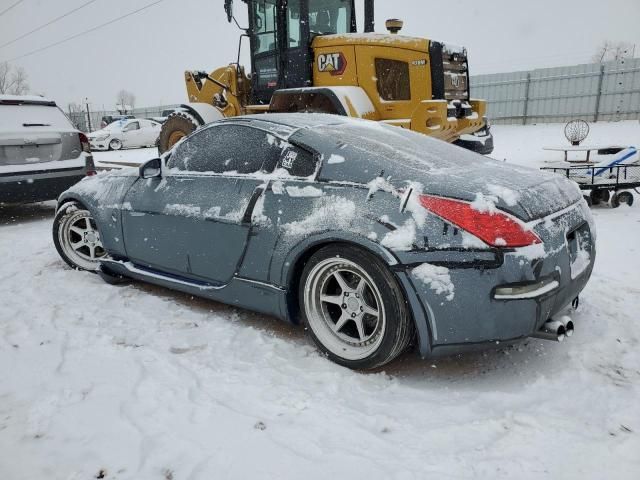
xmin=0 ymin=61 xmax=30 ymax=94
xmin=116 ymin=89 xmax=136 ymax=112
xmin=67 ymin=102 xmax=85 ymax=130
xmin=593 ymin=41 xmax=635 ymax=63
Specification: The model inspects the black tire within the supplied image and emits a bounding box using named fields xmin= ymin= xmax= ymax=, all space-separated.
xmin=299 ymin=245 xmax=414 ymax=370
xmin=583 ymin=195 xmax=593 ymax=207
xmin=611 ymin=191 xmax=634 ymax=208
xmin=157 ymin=112 xmax=199 ymax=154
xmin=53 ymin=201 xmax=106 ymax=272
xmin=590 ymin=189 xmax=610 ymax=205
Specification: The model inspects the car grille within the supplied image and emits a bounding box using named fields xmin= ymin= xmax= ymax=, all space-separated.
xmin=429 ymin=41 xmax=470 ymax=109
xmin=443 ymin=55 xmax=469 ymax=101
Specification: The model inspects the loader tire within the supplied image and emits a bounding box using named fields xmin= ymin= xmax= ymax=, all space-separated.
xmin=158 ymin=112 xmax=200 ymax=154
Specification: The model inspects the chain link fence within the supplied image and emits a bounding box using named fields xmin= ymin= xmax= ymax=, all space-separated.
xmin=67 ymin=104 xmax=181 ymax=132
xmin=470 ymin=58 xmax=640 ymax=125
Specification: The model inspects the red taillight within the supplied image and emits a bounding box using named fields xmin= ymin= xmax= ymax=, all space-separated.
xmin=418 ymin=194 xmax=541 ymax=248
xmin=79 ymin=132 xmax=91 ymax=153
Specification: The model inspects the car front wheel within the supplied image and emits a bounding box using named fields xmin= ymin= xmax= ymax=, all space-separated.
xmin=109 ymin=138 xmax=122 ymax=150
xmin=300 ymin=245 xmax=413 ymax=369
xmin=53 ymin=202 xmax=107 ymax=271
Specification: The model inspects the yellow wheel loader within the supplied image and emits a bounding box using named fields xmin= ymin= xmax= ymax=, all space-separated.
xmin=158 ymin=0 xmax=492 ymax=154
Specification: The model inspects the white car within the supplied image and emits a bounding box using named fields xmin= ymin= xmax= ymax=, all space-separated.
xmin=88 ymin=119 xmax=161 ymax=151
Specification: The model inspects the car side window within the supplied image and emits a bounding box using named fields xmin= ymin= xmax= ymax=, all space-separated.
xmin=167 ymin=125 xmax=281 ymax=174
xmin=277 ymin=144 xmax=317 ymax=177
xmin=124 ymin=121 xmax=140 ymax=131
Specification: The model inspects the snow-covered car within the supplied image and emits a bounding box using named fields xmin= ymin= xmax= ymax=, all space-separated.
xmin=88 ymin=119 xmax=161 ymax=151
xmin=0 ymin=95 xmax=95 ymax=204
xmin=53 ymin=114 xmax=595 ymax=369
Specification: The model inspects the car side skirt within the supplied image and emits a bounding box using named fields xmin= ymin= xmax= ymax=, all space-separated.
xmin=102 ymin=259 xmax=287 ymax=320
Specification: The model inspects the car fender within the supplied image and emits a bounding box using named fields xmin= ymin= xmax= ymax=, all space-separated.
xmin=276 ymin=231 xmax=433 ymax=356
xmin=178 ymin=102 xmax=225 ymax=126
xmin=57 ymin=174 xmax=139 ymax=258
xmin=279 ymin=231 xmax=399 ymax=286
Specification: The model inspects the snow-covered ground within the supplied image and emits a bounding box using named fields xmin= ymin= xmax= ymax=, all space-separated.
xmin=1 ymin=122 xmax=639 ymax=479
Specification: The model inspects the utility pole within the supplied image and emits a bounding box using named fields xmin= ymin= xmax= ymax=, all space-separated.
xmin=85 ymin=98 xmax=92 ymax=133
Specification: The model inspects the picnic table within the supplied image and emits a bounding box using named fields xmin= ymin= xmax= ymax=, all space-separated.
xmin=542 ymin=144 xmax=625 ymax=163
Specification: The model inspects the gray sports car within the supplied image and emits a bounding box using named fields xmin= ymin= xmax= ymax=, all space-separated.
xmin=53 ymin=114 xmax=596 ymax=369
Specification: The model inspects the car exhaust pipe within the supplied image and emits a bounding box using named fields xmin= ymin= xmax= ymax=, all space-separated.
xmin=557 ymin=315 xmax=575 ymax=337
xmin=532 ymin=320 xmax=566 ymax=342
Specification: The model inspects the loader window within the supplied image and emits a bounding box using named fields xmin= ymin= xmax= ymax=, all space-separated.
xmin=253 ymin=0 xmax=277 ymax=54
xmin=309 ymin=0 xmax=353 ymax=36
xmin=375 ymin=59 xmax=411 ymax=101
xmin=288 ymin=1 xmax=301 ymax=48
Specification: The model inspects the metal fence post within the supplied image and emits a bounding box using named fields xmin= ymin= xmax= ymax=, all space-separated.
xmin=522 ymin=73 xmax=531 ymax=125
xmin=594 ymin=63 xmax=605 ymax=122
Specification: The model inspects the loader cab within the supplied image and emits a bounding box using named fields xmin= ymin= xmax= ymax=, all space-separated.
xmin=245 ymin=0 xmax=358 ymax=104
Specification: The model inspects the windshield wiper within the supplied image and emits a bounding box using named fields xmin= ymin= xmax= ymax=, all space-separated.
xmin=23 ymin=123 xmax=51 ymax=127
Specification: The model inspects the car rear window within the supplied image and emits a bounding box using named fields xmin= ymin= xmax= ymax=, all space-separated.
xmin=0 ymin=104 xmax=75 ymax=130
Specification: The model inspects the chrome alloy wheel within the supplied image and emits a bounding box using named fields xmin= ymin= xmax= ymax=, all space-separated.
xmin=304 ymin=258 xmax=386 ymax=360
xmin=58 ymin=209 xmax=106 ymax=270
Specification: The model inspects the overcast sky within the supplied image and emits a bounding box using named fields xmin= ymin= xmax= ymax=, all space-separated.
xmin=1 ymin=0 xmax=639 ymax=110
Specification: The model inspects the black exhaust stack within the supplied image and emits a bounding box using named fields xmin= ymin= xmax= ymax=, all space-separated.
xmin=364 ymin=0 xmax=375 ymax=32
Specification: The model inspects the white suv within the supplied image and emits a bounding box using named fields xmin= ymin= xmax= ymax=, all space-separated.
xmin=0 ymin=95 xmax=95 ymax=204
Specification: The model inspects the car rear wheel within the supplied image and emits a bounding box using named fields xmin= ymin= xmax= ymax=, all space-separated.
xmin=53 ymin=202 xmax=106 ymax=271
xmin=300 ymin=245 xmax=413 ymax=369
xmin=109 ymin=138 xmax=122 ymax=150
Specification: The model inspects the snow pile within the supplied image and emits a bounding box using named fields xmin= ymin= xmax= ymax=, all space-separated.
xmin=164 ymin=204 xmax=201 ymax=217
xmin=366 ymin=175 xmax=394 ymax=199
xmin=411 ymin=263 xmax=455 ymax=301
xmin=380 ymin=220 xmax=416 ymax=251
xmin=487 ymin=184 xmax=520 ymax=206
xmin=326 ymin=154 xmax=345 ymax=164
xmin=251 ymin=195 xmax=271 ymax=227
xmin=470 ymin=192 xmax=498 ymax=214
xmin=571 ymin=242 xmax=592 ymax=280
xmin=283 ymin=196 xmax=355 ymax=236
xmin=285 ymin=186 xmax=323 ymax=198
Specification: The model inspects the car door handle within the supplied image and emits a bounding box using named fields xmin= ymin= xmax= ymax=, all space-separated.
xmin=242 ymin=186 xmax=265 ymax=225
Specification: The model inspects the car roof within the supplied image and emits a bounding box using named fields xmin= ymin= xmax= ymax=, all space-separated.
xmin=0 ymin=94 xmax=56 ymax=106
xmin=224 ymin=112 xmax=352 ymax=130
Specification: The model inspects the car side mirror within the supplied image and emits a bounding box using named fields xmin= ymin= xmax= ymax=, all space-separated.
xmin=139 ymin=158 xmax=162 ymax=179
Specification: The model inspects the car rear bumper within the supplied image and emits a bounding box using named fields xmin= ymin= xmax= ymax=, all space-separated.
xmin=394 ymin=201 xmax=595 ymax=356
xmin=0 ymin=159 xmax=89 ymax=203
